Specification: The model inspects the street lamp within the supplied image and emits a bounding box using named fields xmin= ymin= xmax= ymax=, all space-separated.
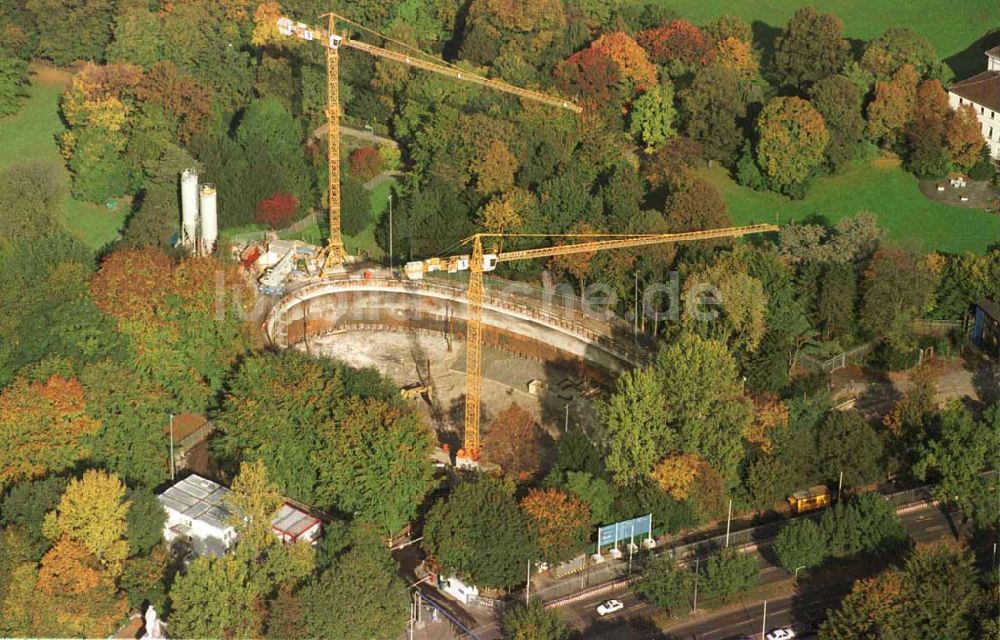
xmin=388 ymin=193 xmax=393 ymax=274
xmin=794 ymin=566 xmax=806 ymax=580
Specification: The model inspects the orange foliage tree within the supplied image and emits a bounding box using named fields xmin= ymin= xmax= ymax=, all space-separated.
xmin=473 ymin=140 xmax=519 ymax=196
xmin=521 ymin=488 xmax=591 ymax=563
xmin=34 ymin=537 xmax=128 ymax=638
xmin=554 ymin=47 xmax=622 ymax=107
xmin=866 ymin=65 xmax=919 ymax=147
xmin=946 ymin=104 xmax=986 ymax=169
xmin=136 ymin=61 xmax=214 ymax=144
xmin=484 ymin=403 xmax=543 ymax=479
xmin=638 ymin=20 xmax=716 ymax=68
xmin=590 ymin=32 xmax=657 ymax=91
xmin=744 ymin=394 xmax=790 ymax=453
xmin=0 ymin=376 xmax=100 ymax=490
xmin=715 ymin=37 xmax=759 ymax=79
xmin=649 ymin=453 xmax=702 ymax=500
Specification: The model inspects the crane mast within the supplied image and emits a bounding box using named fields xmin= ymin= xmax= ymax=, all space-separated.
xmin=405 ymin=224 xmax=780 ymax=466
xmin=276 ymin=14 xmax=581 ymax=273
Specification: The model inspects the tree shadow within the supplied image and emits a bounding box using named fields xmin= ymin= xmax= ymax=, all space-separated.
xmin=943 ymin=27 xmax=1000 ymax=79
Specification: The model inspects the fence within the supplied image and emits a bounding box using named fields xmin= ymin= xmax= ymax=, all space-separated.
xmin=800 ymin=342 xmax=873 ymax=373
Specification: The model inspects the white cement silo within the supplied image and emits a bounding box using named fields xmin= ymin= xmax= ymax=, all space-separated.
xmin=199 ymin=184 xmax=218 ymax=256
xmin=180 ymin=169 xmax=199 ymax=249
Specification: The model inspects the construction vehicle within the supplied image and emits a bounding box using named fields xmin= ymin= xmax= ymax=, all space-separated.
xmin=788 ymin=485 xmax=831 ymax=514
xmin=403 ymin=225 xmax=780 ymax=467
xmin=273 ymin=13 xmax=581 ymax=274
xmin=400 ymin=383 xmax=433 ymax=401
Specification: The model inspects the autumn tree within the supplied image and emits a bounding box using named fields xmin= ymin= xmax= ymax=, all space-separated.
xmin=866 ymin=65 xmax=919 ymax=148
xmin=756 ymin=96 xmax=829 ymax=191
xmin=255 ymin=193 xmax=299 ymax=229
xmin=349 ymin=146 xmax=382 ymax=181
xmin=481 ymin=402 xmax=543 ymax=479
xmin=820 ymin=541 xmax=980 ymax=639
xmin=136 ymin=61 xmax=213 ymax=144
xmin=637 ymin=20 xmax=715 ymax=75
xmin=33 ymin=537 xmax=128 ymax=637
xmin=423 ymin=475 xmax=535 ymax=589
xmin=905 ymin=79 xmax=951 ymax=177
xmin=684 ymin=256 xmax=768 ymax=355
xmin=473 ymin=139 xmax=519 ymax=196
xmin=590 ymin=31 xmax=658 ymax=91
xmin=0 ymin=375 xmax=100 ymax=491
xmin=715 ymin=37 xmax=759 ymax=80
xmin=521 ymin=488 xmax=591 ymax=564
xmin=810 ymin=75 xmax=865 ymax=171
xmin=773 ymin=7 xmax=850 ymax=87
xmin=628 ymin=83 xmax=677 ymax=151
xmin=946 ymin=104 xmax=986 ymax=170
xmin=662 ymin=175 xmax=731 ymax=232
xmin=42 ymin=469 xmax=131 ymax=577
xmin=554 ymin=48 xmax=622 ymax=108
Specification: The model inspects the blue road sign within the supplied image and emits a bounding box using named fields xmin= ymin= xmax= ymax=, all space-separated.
xmin=596 ymin=514 xmax=652 ymax=551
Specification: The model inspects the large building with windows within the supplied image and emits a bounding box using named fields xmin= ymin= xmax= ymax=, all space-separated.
xmin=948 ymin=46 xmax=1000 ymax=161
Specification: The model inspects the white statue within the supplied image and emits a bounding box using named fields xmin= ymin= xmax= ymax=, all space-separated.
xmin=141 ymin=605 xmax=165 ymax=639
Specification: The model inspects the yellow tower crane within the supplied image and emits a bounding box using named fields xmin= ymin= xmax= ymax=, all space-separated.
xmin=275 ymin=14 xmax=582 ymax=272
xmin=403 ymin=224 xmax=780 ymax=467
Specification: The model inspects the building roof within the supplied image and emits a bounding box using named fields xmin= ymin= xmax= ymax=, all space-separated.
xmin=979 ymin=297 xmax=1000 ymax=322
xmin=950 ymin=70 xmax=1000 ymax=111
xmin=987 ymin=45 xmax=1000 ymax=59
xmin=158 ymin=474 xmax=233 ymax=531
xmin=271 ymin=503 xmax=321 ymax=538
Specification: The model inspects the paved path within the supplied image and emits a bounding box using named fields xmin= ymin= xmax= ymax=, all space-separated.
xmin=312 ymin=122 xmax=398 ymax=147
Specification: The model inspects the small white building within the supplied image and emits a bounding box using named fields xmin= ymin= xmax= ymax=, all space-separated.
xmin=948 ymin=46 xmax=1000 ymax=161
xmin=158 ymin=474 xmax=322 ymax=557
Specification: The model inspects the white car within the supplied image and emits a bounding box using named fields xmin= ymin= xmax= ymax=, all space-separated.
xmin=596 ymin=599 xmax=624 ymax=616
xmin=766 ymin=629 xmax=797 ymax=640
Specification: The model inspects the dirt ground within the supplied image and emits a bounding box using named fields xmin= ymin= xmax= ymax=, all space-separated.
xmin=299 ymin=330 xmax=600 ymax=447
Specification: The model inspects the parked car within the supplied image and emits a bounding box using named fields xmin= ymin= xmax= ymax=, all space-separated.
xmin=766 ymin=628 xmax=797 ymax=640
xmin=596 ymin=599 xmax=624 ymax=616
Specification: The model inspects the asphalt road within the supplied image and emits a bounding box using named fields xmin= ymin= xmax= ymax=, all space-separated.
xmin=556 ymin=501 xmax=959 ymax=640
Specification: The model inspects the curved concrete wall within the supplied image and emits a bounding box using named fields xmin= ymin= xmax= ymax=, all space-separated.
xmin=263 ymin=278 xmax=647 ymax=374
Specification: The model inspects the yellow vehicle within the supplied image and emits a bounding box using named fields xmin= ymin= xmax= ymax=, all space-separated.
xmin=400 ymin=384 xmax=433 ymax=401
xmin=788 ymin=485 xmax=831 ymax=514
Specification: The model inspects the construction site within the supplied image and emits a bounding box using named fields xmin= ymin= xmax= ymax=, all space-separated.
xmin=167 ymin=13 xmax=778 ymax=469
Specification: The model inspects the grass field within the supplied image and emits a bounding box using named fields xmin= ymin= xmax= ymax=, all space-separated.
xmin=654 ymin=0 xmax=1000 ymax=78
xmin=703 ymin=159 xmax=1000 ymax=254
xmin=0 ymin=66 xmax=125 ymax=250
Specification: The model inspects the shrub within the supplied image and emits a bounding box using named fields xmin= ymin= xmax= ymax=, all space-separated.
xmin=378 ymin=142 xmax=401 ymax=172
xmin=348 ymin=146 xmax=382 ymax=181
xmin=255 ymin=192 xmax=299 ymax=229
xmin=774 ymin=518 xmax=828 ymax=573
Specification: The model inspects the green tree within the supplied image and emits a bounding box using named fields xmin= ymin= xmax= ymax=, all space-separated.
xmin=820 ymin=492 xmax=907 ymax=558
xmin=313 ymin=398 xmax=435 ymax=535
xmin=817 ymin=263 xmax=857 ymax=339
xmin=756 ymin=96 xmax=829 ymax=191
xmin=774 ymin=518 xmax=828 ymax=573
xmin=815 ymin=410 xmax=885 ymax=488
xmin=861 ymin=27 xmax=947 ymax=81
xmin=80 ymin=360 xmax=171 ymax=489
xmin=501 ymin=598 xmax=572 ymax=640
xmin=341 ymin=176 xmax=372 ymax=236
xmin=600 ymin=367 xmax=669 ymax=485
xmin=106 ymin=1 xmax=163 ymax=67
xmin=700 ymin=548 xmax=758 ymax=602
xmin=301 ymin=540 xmax=409 ymax=640
xmin=773 ymin=7 xmax=850 ymax=87
xmin=914 ymin=402 xmax=996 ymax=525
xmin=68 ymin=128 xmax=140 ymax=202
xmin=0 ymin=50 xmax=27 ymax=116
xmin=635 ymin=552 xmax=694 ymax=614
xmin=628 ymin=83 xmax=677 ymax=151
xmin=680 ymin=64 xmax=749 ymax=164
xmin=423 ymin=475 xmax=535 ymax=589
xmin=26 ymin=0 xmax=115 ymax=64
xmin=124 ymin=487 xmax=165 ymax=557
xmin=562 ymin=471 xmax=616 ymax=525
xmin=0 ymin=475 xmax=68 ymax=560
xmin=168 ymin=554 xmax=263 ymax=639
xmin=860 ymin=245 xmax=936 ymax=352
xmin=810 ymin=75 xmax=865 ymax=172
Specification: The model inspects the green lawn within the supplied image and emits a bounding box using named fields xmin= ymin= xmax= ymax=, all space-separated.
xmin=653 ymin=0 xmax=1000 ymax=78
xmin=704 ymin=159 xmax=1000 ymax=254
xmin=0 ymin=67 xmax=125 ymax=250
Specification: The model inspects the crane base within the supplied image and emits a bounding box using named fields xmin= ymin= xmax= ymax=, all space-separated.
xmin=455 ymin=454 xmax=480 ymax=470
